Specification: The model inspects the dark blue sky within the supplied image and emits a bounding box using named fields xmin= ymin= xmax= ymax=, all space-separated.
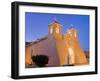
xmin=25 ymin=12 xmax=89 ymax=51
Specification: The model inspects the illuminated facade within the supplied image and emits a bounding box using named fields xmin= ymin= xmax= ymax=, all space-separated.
xmin=25 ymin=20 xmax=88 ymax=67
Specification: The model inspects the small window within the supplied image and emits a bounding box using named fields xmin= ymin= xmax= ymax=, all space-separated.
xmin=50 ymin=28 xmax=53 ymax=34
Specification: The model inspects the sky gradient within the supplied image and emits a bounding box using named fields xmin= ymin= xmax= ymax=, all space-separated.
xmin=25 ymin=12 xmax=89 ymax=51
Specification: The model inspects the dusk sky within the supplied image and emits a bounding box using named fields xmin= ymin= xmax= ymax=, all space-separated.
xmin=25 ymin=12 xmax=89 ymax=51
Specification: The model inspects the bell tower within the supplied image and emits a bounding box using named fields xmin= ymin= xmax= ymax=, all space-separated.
xmin=65 ymin=26 xmax=88 ymax=65
xmin=48 ymin=18 xmax=62 ymax=36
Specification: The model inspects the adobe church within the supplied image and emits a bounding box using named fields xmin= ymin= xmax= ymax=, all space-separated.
xmin=25 ymin=20 xmax=88 ymax=67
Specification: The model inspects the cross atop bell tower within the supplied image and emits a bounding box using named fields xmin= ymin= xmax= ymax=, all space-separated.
xmin=54 ymin=17 xmax=58 ymax=23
